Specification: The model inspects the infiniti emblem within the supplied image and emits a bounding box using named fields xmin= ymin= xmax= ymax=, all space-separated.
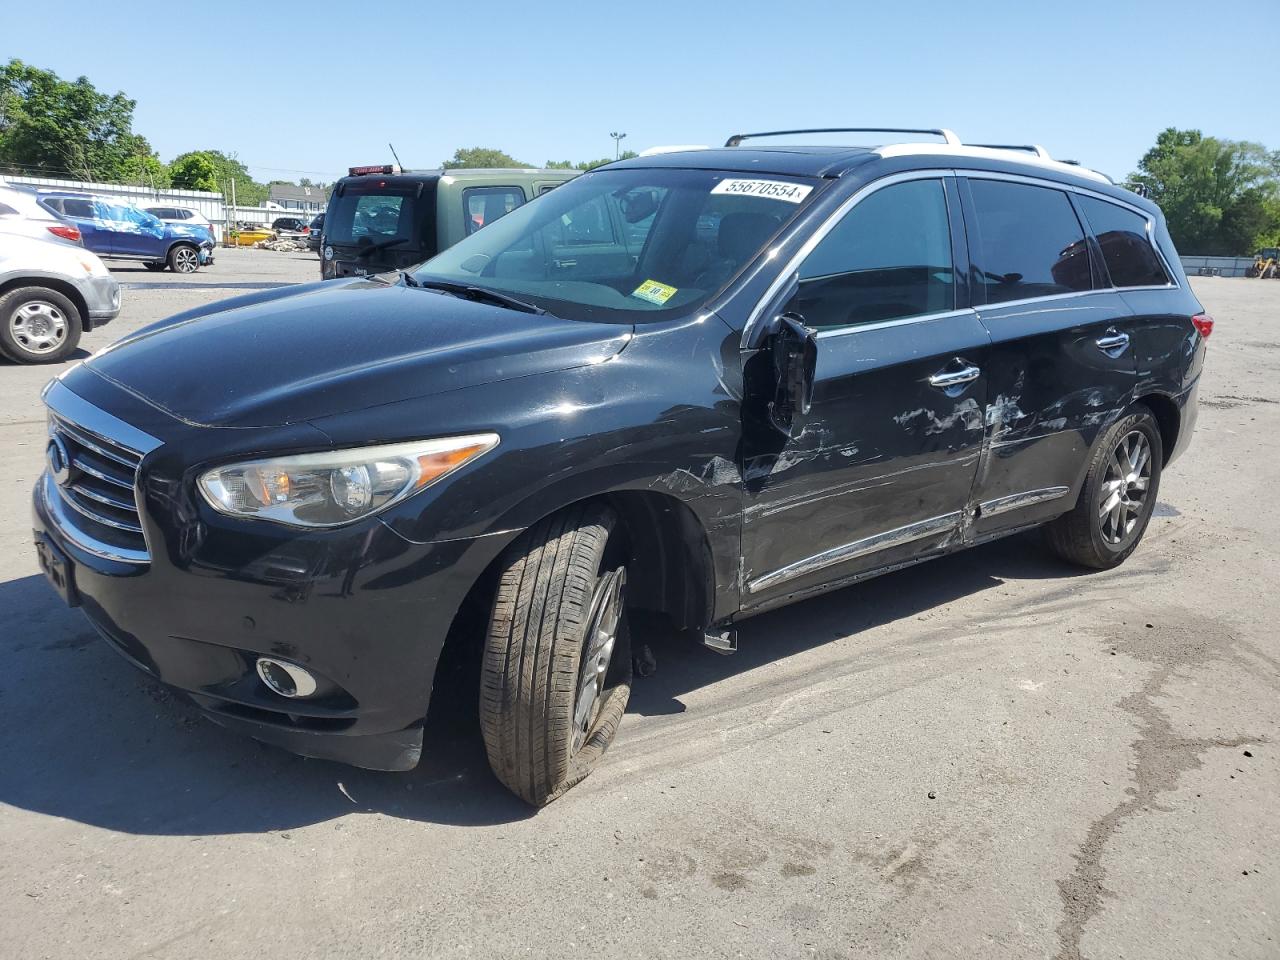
xmin=47 ymin=435 xmax=72 ymax=487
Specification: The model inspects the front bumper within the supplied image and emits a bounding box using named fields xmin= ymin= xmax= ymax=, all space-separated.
xmin=75 ymin=273 xmax=120 ymax=325
xmin=30 ymin=383 xmax=511 ymax=770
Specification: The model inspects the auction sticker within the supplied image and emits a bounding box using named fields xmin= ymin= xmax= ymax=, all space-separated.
xmin=710 ymin=179 xmax=813 ymax=203
xmin=632 ymin=279 xmax=678 ymax=305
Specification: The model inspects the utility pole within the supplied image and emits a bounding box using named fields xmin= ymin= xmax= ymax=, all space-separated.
xmin=610 ymin=131 xmax=627 ymax=160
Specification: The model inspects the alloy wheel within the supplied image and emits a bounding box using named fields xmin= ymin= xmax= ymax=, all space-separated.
xmin=174 ymin=248 xmax=199 ymax=272
xmin=572 ymin=566 xmax=626 ymax=753
xmin=10 ymin=300 xmax=67 ymax=356
xmin=1098 ymin=429 xmax=1152 ymax=545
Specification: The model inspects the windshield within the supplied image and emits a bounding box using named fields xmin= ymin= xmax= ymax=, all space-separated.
xmin=413 ymin=167 xmax=820 ymax=322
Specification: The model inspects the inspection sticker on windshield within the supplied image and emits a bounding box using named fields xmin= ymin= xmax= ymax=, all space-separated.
xmin=632 ymin=279 xmax=678 ymax=305
xmin=711 ymin=179 xmax=812 ymax=203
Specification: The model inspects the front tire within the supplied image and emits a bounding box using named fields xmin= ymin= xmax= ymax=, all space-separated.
xmin=480 ymin=502 xmax=631 ymax=806
xmin=0 ymin=286 xmax=82 ymax=364
xmin=168 ymin=244 xmax=200 ymax=273
xmin=1044 ymin=406 xmax=1163 ymax=569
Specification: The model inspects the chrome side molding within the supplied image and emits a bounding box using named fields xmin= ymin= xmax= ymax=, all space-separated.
xmin=746 ymin=512 xmax=961 ymax=594
xmin=978 ymin=486 xmax=1070 ymax=519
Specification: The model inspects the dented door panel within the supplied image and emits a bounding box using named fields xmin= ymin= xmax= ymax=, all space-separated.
xmin=739 ymin=310 xmax=989 ymax=610
xmin=970 ymin=292 xmax=1139 ymax=536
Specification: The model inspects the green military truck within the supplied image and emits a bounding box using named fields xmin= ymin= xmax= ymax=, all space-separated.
xmin=321 ymin=165 xmax=580 ymax=279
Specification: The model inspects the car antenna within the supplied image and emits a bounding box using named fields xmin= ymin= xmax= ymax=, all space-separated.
xmin=388 ymin=142 xmax=404 ymax=173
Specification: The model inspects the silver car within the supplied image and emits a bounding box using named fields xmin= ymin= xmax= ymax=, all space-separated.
xmin=0 ymin=184 xmax=85 ymax=247
xmin=0 ymin=233 xmax=120 ymax=364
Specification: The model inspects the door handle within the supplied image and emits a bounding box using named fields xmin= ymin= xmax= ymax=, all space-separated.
xmin=928 ymin=364 xmax=981 ymax=389
xmin=1095 ymin=329 xmax=1130 ymax=355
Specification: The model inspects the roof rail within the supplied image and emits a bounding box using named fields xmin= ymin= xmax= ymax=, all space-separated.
xmin=967 ymin=143 xmax=1052 ymax=159
xmin=724 ymin=127 xmax=961 ymax=148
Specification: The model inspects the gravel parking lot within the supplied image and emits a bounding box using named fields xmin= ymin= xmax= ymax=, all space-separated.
xmin=1 ymin=251 xmax=1276 ymax=959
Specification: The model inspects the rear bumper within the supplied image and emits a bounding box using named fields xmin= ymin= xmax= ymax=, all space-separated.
xmin=1166 ymin=376 xmax=1199 ymax=467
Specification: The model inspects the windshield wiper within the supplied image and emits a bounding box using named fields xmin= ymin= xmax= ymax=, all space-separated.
xmin=411 ymin=278 xmax=547 ymax=315
xmin=354 ymin=237 xmax=408 ymax=259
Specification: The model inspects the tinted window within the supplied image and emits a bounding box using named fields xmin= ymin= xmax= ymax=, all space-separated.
xmin=968 ymin=180 xmax=1092 ymax=304
xmin=1077 ymin=196 xmax=1170 ymax=287
xmin=463 ymin=186 xmax=525 ymax=236
xmin=61 ymin=198 xmax=96 ymax=219
xmin=326 ymin=187 xmax=419 ymax=247
xmin=785 ymin=179 xmax=954 ymax=330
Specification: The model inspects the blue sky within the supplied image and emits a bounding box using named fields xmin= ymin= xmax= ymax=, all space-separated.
xmin=5 ymin=0 xmax=1276 ymax=184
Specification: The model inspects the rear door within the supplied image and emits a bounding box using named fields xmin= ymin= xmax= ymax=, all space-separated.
xmin=960 ymin=176 xmax=1138 ymax=536
xmin=740 ymin=175 xmax=989 ymax=607
xmin=54 ymin=198 xmax=111 ymax=255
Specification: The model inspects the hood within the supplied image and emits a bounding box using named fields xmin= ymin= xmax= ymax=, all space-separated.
xmin=84 ymin=279 xmax=631 ymax=428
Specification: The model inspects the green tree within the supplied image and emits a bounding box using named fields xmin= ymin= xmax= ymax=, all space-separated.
xmin=169 ymin=151 xmax=220 ymax=192
xmin=1129 ymin=128 xmax=1280 ymax=255
xmin=0 ymin=58 xmax=141 ymax=181
xmin=171 ymin=149 xmax=266 ymax=204
xmin=443 ymin=146 xmax=527 ymax=168
xmin=119 ymin=133 xmax=169 ymax=187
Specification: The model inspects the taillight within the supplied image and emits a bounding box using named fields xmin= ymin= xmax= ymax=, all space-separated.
xmin=48 ymin=224 xmax=81 ymax=243
xmin=1191 ymin=314 xmax=1214 ymax=339
xmin=302 ymin=226 xmax=310 ymax=234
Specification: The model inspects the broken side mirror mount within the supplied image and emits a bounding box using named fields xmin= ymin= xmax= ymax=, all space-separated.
xmin=766 ymin=311 xmax=817 ymax=438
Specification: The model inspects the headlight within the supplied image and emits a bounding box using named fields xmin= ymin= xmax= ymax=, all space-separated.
xmin=197 ymin=434 xmax=499 ymax=527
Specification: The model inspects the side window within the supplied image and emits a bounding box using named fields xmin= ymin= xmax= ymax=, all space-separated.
xmin=62 ymin=198 xmax=97 ymax=219
xmin=547 ymin=194 xmax=618 ymax=247
xmin=786 ymin=178 xmax=954 ymax=330
xmin=1077 ymin=196 xmax=1170 ymax=288
xmin=968 ymin=180 xmax=1093 ymax=304
xmin=463 ymin=186 xmax=525 ymax=236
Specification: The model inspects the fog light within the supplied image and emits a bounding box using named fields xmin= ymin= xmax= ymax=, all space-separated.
xmin=256 ymin=657 xmax=318 ymax=698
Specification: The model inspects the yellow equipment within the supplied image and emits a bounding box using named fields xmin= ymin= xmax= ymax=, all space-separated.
xmin=1248 ymin=247 xmax=1280 ymax=278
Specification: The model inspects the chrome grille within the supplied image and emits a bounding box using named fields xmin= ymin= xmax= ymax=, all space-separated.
xmin=48 ymin=413 xmax=147 ymax=556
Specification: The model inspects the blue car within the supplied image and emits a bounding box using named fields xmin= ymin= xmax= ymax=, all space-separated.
xmin=38 ymin=193 xmax=215 ymax=273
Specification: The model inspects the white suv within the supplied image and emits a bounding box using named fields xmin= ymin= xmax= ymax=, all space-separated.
xmin=143 ymin=205 xmax=217 ymax=241
xmin=0 ymin=185 xmax=85 ymax=247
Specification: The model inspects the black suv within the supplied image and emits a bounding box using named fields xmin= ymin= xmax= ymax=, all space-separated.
xmin=32 ymin=128 xmax=1209 ymax=806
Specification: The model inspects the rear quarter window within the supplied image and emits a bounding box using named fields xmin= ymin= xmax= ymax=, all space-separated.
xmin=968 ymin=179 xmax=1093 ymax=304
xmin=463 ymin=186 xmax=525 ymax=236
xmin=1077 ymin=195 xmax=1171 ymax=288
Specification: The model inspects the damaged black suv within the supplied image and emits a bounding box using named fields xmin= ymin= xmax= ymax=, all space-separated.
xmin=33 ymin=128 xmax=1209 ymax=805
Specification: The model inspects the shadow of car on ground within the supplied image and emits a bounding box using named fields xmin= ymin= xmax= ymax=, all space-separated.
xmin=0 ymin=530 xmax=1092 ymax=832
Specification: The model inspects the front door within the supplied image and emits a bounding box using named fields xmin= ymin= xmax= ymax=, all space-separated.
xmin=740 ymin=176 xmax=988 ymax=610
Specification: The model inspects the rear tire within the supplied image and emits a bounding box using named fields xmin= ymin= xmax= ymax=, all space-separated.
xmin=1044 ymin=406 xmax=1163 ymax=569
xmin=480 ymin=502 xmax=631 ymax=806
xmin=168 ymin=244 xmax=200 ymax=273
xmin=0 ymin=286 xmax=82 ymax=364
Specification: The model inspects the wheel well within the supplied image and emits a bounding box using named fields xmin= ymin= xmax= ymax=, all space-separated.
xmin=426 ymin=490 xmax=716 ymax=727
xmin=603 ymin=491 xmax=715 ymax=632
xmin=0 ymin=277 xmax=90 ymax=331
xmin=1135 ymin=393 xmax=1179 ymax=465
